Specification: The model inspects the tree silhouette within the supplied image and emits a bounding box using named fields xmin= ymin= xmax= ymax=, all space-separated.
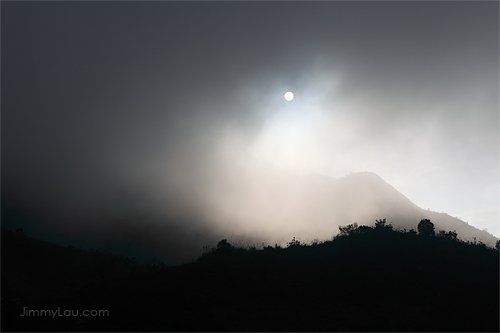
xmin=287 ymin=237 xmax=301 ymax=247
xmin=374 ymin=218 xmax=393 ymax=231
xmin=375 ymin=218 xmax=387 ymax=228
xmin=437 ymin=230 xmax=458 ymax=240
xmin=418 ymin=219 xmax=435 ymax=236
xmin=355 ymin=225 xmax=374 ymax=234
xmin=216 ymin=239 xmax=233 ymax=251
xmin=338 ymin=222 xmax=358 ymax=236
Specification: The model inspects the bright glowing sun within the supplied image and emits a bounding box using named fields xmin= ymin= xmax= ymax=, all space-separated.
xmin=284 ymin=91 xmax=294 ymax=101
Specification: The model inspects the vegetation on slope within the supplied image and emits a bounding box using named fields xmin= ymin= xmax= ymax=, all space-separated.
xmin=2 ymin=219 xmax=499 ymax=332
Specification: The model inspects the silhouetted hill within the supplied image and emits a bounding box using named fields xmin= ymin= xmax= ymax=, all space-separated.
xmin=2 ymin=223 xmax=498 ymax=332
xmin=3 ymin=169 xmax=497 ymax=266
xmin=1 ymin=228 xmax=150 ymax=321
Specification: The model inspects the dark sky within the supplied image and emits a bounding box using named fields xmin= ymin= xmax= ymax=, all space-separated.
xmin=2 ymin=1 xmax=498 ymax=263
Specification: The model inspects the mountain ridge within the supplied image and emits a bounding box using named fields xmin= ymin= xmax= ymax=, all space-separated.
xmin=2 ymin=222 xmax=498 ymax=332
xmin=2 ymin=167 xmax=497 ymax=266
xmin=333 ymin=172 xmax=498 ymax=245
xmin=206 ymin=166 xmax=498 ymax=248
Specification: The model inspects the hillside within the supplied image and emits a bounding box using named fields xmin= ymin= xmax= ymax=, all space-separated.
xmin=2 ymin=222 xmax=498 ymax=332
xmin=204 ymin=169 xmax=498 ymax=248
xmin=2 ymin=170 xmax=497 ymax=266
xmin=1 ymin=228 xmax=145 ymax=312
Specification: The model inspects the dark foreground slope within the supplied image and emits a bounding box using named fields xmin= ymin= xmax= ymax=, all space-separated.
xmin=2 ymin=225 xmax=499 ymax=332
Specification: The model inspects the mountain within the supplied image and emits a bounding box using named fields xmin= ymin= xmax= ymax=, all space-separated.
xmin=204 ymin=166 xmax=498 ymax=248
xmin=1 ymin=228 xmax=141 ymax=307
xmin=2 ymin=159 xmax=497 ymax=266
xmin=332 ymin=172 xmax=498 ymax=246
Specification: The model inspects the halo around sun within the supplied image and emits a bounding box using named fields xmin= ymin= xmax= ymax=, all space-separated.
xmin=284 ymin=91 xmax=294 ymax=101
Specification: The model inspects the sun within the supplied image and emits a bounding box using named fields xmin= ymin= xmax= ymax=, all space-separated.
xmin=284 ymin=91 xmax=294 ymax=101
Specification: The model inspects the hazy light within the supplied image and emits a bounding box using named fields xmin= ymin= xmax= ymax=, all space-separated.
xmin=284 ymin=91 xmax=294 ymax=101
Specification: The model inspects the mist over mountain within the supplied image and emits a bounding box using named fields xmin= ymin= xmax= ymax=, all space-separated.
xmin=198 ymin=163 xmax=498 ymax=250
xmin=3 ymin=161 xmax=496 ymax=266
xmin=3 ymin=1 xmax=498 ymax=267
